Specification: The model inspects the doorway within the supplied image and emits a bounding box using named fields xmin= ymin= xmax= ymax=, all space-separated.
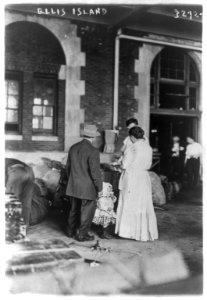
xmin=150 ymin=114 xmax=198 ymax=176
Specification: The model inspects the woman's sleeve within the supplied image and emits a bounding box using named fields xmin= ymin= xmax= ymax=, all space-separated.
xmin=121 ymin=146 xmax=134 ymax=169
xmin=146 ymin=148 xmax=153 ymax=170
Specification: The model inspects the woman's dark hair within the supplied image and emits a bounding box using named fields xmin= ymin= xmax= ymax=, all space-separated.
xmin=129 ymin=126 xmax=144 ymax=139
xmin=126 ymin=118 xmax=138 ymax=127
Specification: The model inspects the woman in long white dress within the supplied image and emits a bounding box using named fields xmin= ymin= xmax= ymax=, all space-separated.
xmin=115 ymin=126 xmax=158 ymax=241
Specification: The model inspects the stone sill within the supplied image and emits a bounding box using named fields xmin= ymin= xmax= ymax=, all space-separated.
xmin=32 ymin=136 xmax=59 ymax=141
xmin=5 ymin=135 xmax=23 ymax=141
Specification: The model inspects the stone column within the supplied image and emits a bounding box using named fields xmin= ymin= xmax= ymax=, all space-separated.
xmin=46 ymin=21 xmax=86 ymax=151
xmin=188 ymin=51 xmax=202 ymax=143
xmin=134 ymin=44 xmax=163 ymax=138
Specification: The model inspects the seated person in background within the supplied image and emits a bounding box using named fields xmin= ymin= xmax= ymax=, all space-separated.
xmin=5 ymin=158 xmax=49 ymax=229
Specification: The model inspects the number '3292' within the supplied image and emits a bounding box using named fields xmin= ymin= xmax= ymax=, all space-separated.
xmin=174 ymin=9 xmax=202 ymax=20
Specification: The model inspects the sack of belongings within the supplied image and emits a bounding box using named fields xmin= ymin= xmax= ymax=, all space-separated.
xmin=149 ymin=171 xmax=166 ymax=206
xmin=160 ymin=175 xmax=181 ymax=201
xmin=5 ymin=194 xmax=26 ymax=242
xmin=29 ymin=179 xmax=50 ymax=226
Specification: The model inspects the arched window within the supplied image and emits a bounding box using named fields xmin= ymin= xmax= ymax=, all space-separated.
xmin=5 ymin=21 xmax=65 ymax=135
xmin=150 ymin=47 xmax=199 ymax=111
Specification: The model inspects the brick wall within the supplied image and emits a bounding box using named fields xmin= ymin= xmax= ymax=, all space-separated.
xmin=5 ymin=21 xmax=65 ymax=151
xmin=77 ymin=23 xmax=139 ymax=150
xmin=78 ymin=24 xmax=114 ymax=133
xmin=5 ymin=20 xmax=140 ymax=152
xmin=117 ymin=39 xmax=139 ymax=149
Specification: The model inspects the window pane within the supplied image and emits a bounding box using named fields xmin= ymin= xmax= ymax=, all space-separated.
xmin=159 ymin=83 xmax=186 ymax=109
xmin=150 ymin=83 xmax=154 ymax=107
xmin=33 ymin=76 xmax=56 ymax=133
xmin=32 ymin=117 xmax=43 ymax=129
xmin=43 ymin=117 xmax=53 ymax=129
xmin=7 ymin=80 xmax=19 ymax=95
xmin=177 ymin=71 xmax=184 ymax=80
xmin=151 ymin=60 xmax=156 ymax=78
xmin=190 ymin=61 xmax=196 ymax=82
xmin=32 ymin=117 xmax=38 ymax=129
xmin=44 ymin=97 xmax=53 ymax=105
xmin=44 ymin=100 xmax=49 ymax=105
xmin=7 ymin=95 xmax=18 ymax=109
xmin=189 ymin=98 xmax=196 ymax=110
xmin=43 ymin=106 xmax=53 ymax=117
xmin=34 ymin=78 xmax=55 ymax=104
xmin=189 ymin=87 xmax=196 ymax=97
xmin=160 ymin=48 xmax=185 ymax=80
xmin=161 ymin=60 xmax=184 ymax=80
xmin=189 ymin=87 xmax=197 ymax=109
xmin=7 ymin=109 xmax=18 ymax=122
xmin=33 ymin=105 xmax=43 ymax=116
xmin=5 ymin=72 xmax=22 ymax=133
xmin=34 ymin=98 xmax=42 ymax=105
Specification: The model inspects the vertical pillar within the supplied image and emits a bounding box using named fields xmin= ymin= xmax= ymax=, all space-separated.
xmin=54 ymin=27 xmax=86 ymax=151
xmin=134 ymin=44 xmax=163 ymax=137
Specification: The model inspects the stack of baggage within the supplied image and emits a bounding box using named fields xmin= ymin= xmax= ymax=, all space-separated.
xmin=5 ymin=194 xmax=26 ymax=243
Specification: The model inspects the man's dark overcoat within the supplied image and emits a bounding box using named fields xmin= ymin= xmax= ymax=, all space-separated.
xmin=65 ymin=139 xmax=102 ymax=201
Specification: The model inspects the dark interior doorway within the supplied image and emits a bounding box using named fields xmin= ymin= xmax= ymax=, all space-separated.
xmin=150 ymin=114 xmax=197 ymax=176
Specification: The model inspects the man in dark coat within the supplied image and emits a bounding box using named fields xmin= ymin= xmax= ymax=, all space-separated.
xmin=65 ymin=124 xmax=103 ymax=242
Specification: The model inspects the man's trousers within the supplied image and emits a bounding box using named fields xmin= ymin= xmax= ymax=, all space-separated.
xmin=67 ymin=197 xmax=96 ymax=237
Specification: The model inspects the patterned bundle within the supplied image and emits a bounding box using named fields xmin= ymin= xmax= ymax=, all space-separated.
xmin=5 ymin=194 xmax=26 ymax=243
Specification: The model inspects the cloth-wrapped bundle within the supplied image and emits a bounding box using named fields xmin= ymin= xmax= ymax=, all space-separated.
xmin=149 ymin=171 xmax=166 ymax=205
xmin=93 ymin=182 xmax=116 ymax=228
xmin=5 ymin=194 xmax=26 ymax=242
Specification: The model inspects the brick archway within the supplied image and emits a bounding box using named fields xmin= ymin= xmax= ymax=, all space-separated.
xmin=5 ymin=11 xmax=85 ymax=151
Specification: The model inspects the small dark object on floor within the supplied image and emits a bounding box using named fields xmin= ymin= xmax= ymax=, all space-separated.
xmin=90 ymin=240 xmax=111 ymax=252
xmin=91 ymin=240 xmax=101 ymax=251
xmin=84 ymin=258 xmax=101 ymax=264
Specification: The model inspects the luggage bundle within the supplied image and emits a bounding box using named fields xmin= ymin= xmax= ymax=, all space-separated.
xmin=5 ymin=194 xmax=26 ymax=242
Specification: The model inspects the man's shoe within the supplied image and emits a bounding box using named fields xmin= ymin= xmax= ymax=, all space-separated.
xmin=75 ymin=234 xmax=95 ymax=242
xmin=65 ymin=229 xmax=76 ymax=238
xmin=100 ymin=231 xmax=114 ymax=239
xmin=67 ymin=233 xmax=76 ymax=238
